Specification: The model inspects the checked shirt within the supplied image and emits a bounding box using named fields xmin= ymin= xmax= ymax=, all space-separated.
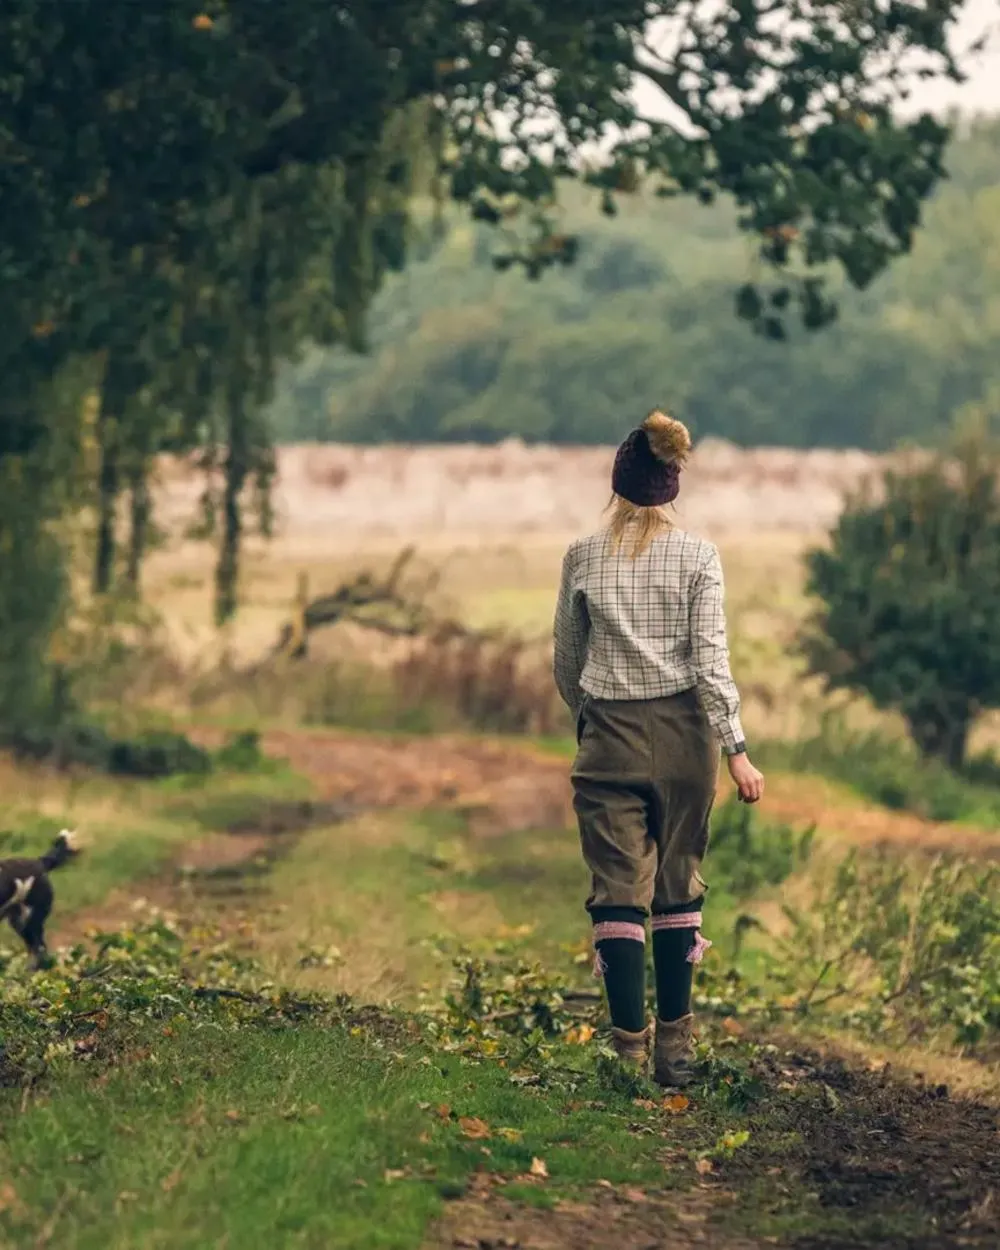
xmin=553 ymin=527 xmax=745 ymax=754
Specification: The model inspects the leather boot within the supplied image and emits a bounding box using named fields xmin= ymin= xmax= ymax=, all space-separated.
xmin=653 ymin=1013 xmax=695 ymax=1088
xmin=610 ymin=1024 xmax=650 ymax=1070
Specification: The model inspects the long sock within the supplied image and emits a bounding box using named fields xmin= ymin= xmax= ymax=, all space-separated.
xmin=652 ymin=927 xmax=695 ymax=1021
xmin=652 ymin=899 xmax=708 ymax=1023
xmin=591 ymin=907 xmax=646 ymax=1033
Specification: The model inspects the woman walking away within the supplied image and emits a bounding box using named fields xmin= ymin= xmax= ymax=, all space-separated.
xmin=553 ymin=409 xmax=764 ymax=1087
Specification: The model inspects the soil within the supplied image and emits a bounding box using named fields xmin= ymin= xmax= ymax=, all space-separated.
xmin=747 ymin=1049 xmax=1000 ymax=1249
xmin=200 ymin=726 xmax=1000 ymax=856
xmin=66 ymin=726 xmax=994 ymax=945
xmin=426 ymin=1049 xmax=1000 ymax=1250
xmin=427 ymin=1186 xmax=764 ymax=1249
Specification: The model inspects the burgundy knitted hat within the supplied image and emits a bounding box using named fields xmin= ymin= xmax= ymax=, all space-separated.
xmin=611 ymin=411 xmax=691 ymax=507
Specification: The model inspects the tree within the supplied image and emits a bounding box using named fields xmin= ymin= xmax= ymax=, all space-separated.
xmin=799 ymin=420 xmax=1000 ymax=769
xmin=0 ymin=0 xmax=974 ymax=724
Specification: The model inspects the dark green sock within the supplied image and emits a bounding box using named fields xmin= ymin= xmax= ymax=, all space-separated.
xmin=595 ymin=938 xmax=646 ymax=1032
xmin=652 ymin=927 xmax=695 ymax=1022
xmin=591 ymin=907 xmax=647 ymax=1033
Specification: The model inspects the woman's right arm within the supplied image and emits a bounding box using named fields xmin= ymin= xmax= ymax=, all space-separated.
xmin=689 ymin=543 xmax=764 ymax=802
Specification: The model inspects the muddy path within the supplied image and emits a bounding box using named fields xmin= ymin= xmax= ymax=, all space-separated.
xmin=426 ymin=1048 xmax=1000 ymax=1250
xmin=57 ymin=725 xmax=998 ymax=946
xmin=196 ymin=726 xmax=1000 ymax=857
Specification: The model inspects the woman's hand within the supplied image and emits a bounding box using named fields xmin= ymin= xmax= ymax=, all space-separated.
xmin=727 ymin=751 xmax=765 ymax=804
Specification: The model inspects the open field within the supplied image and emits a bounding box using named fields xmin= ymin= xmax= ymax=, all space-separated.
xmin=2 ymin=442 xmax=998 ymax=1248
xmin=137 ymin=441 xmax=1000 ymax=754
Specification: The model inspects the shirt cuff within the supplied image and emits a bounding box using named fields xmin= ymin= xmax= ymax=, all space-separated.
xmin=715 ymin=717 xmax=746 ymax=755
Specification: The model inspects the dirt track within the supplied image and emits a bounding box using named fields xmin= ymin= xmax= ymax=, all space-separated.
xmin=197 ymin=726 xmax=1000 ymax=858
xmin=426 ymin=1048 xmax=1000 ymax=1250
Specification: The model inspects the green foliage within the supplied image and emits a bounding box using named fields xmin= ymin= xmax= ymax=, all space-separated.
xmin=269 ymin=120 xmax=1000 ymax=450
xmin=799 ymin=421 xmax=1000 ymax=766
xmin=758 ymin=722 xmax=1000 ymax=824
xmin=776 ymin=851 xmax=1000 ymax=1049
xmin=708 ymin=799 xmax=816 ymax=901
xmin=0 ymin=0 xmax=975 ymax=721
xmin=2 ymin=722 xmax=264 ymax=780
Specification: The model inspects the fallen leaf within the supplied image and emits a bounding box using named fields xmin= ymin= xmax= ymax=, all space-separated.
xmin=418 ymin=1131 xmax=432 ymax=1145
xmin=595 ymin=1179 xmax=614 ymax=1190
xmin=695 ymin=1158 xmax=714 ymax=1176
xmin=224 ymin=1109 xmax=243 ymax=1124
xmin=529 ymin=1157 xmax=549 ymax=1179
xmin=383 ymin=1169 xmax=406 ymax=1182
xmin=459 ymin=1116 xmax=491 ymax=1140
xmin=664 ymin=1094 xmax=690 ymax=1114
xmin=435 ymin=1104 xmax=452 ymax=1121
xmin=161 ymin=1168 xmax=183 ymax=1194
xmin=0 ymin=1184 xmax=24 ymax=1216
xmin=564 ymin=1023 xmax=596 ymax=1045
xmin=623 ymin=1187 xmax=647 ymax=1203
xmin=192 ymin=13 xmax=214 ymax=30
xmin=722 ymin=1017 xmax=744 ymax=1037
xmin=497 ymin=1127 xmax=523 ymax=1142
xmin=632 ymin=1097 xmax=658 ymax=1111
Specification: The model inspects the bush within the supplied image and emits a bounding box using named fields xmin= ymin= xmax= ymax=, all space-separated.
xmin=6 ymin=721 xmax=212 ymax=778
xmin=776 ymin=850 xmax=1000 ymax=1049
xmin=392 ymin=631 xmax=564 ymax=736
xmin=709 ymin=798 xmax=815 ymax=901
xmin=799 ymin=422 xmax=1000 ymax=769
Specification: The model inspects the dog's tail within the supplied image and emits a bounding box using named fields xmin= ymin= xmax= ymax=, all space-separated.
xmin=40 ymin=829 xmax=85 ymax=872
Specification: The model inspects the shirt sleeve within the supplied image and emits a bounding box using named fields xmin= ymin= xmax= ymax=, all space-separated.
xmin=689 ymin=543 xmax=745 ymax=753
xmin=553 ymin=546 xmax=589 ymax=716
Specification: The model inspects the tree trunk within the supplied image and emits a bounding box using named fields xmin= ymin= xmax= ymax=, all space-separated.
xmin=906 ymin=705 xmax=971 ymax=771
xmin=215 ymin=374 xmax=249 ymax=626
xmin=93 ymin=391 xmax=121 ymax=596
xmin=94 ymin=348 xmax=143 ymax=595
xmin=125 ymin=460 xmax=150 ymax=592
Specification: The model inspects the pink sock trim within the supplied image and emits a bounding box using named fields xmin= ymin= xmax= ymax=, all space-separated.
xmin=591 ymin=920 xmax=645 ymax=979
xmin=651 ymin=912 xmax=702 ymax=931
xmin=687 ymin=932 xmax=712 ymax=964
xmin=592 ymin=921 xmax=646 ymax=944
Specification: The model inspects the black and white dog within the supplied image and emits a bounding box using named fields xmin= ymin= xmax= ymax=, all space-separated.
xmin=0 ymin=830 xmax=84 ymax=967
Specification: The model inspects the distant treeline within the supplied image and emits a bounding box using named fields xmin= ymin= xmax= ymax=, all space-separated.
xmin=268 ymin=117 xmax=1000 ymax=453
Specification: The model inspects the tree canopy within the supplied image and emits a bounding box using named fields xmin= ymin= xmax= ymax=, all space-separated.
xmin=0 ymin=0 xmax=974 ymax=728
xmin=268 ymin=117 xmax=1000 ymax=450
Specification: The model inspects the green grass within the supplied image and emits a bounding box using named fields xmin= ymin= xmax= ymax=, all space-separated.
xmin=4 ymin=1022 xmax=677 ymax=1250
xmin=0 ymin=763 xmax=310 ymax=932
xmin=757 ymin=722 xmax=1000 ymax=826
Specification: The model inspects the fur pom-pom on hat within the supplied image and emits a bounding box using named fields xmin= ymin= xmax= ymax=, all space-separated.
xmin=611 ymin=409 xmax=690 ymax=508
xmin=642 ymin=409 xmax=691 ymax=466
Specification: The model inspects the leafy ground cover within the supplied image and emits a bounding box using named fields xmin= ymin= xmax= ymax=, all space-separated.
xmin=0 ymin=732 xmax=997 ymax=1248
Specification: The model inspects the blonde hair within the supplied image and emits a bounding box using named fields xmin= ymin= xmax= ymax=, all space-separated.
xmin=608 ymin=409 xmax=692 ymax=559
